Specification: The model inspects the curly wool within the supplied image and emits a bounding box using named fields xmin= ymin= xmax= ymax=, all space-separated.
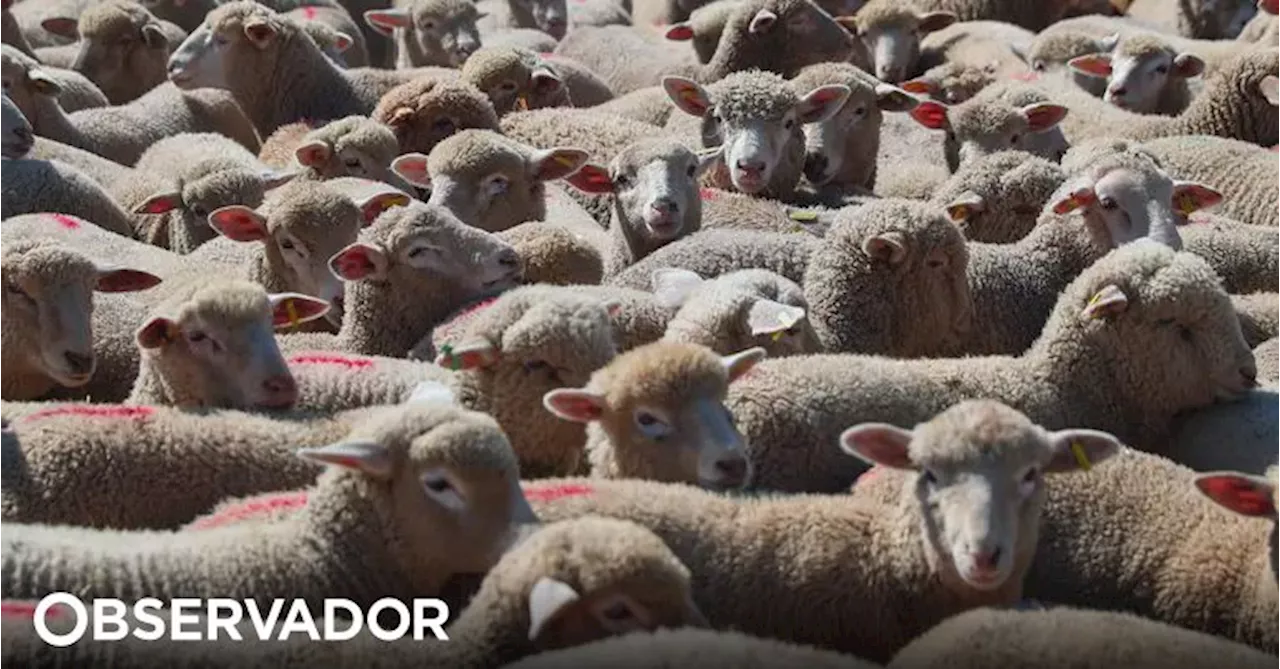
xmin=929 ymin=151 xmax=1066 ymax=243
xmin=663 ymin=269 xmax=820 ymax=357
xmin=373 ymin=77 xmax=500 ymax=155
xmin=609 ymin=228 xmax=820 ymax=290
xmin=259 ymin=116 xmax=401 ymax=180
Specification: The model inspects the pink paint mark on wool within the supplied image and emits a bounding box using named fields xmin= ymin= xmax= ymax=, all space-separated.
xmin=699 ymin=188 xmax=718 ymax=201
xmin=855 ymin=465 xmax=883 ymax=485
xmin=1010 ymin=72 xmax=1040 ymax=82
xmin=302 ymin=5 xmax=317 ymax=18
xmin=288 ymin=354 xmax=375 ymax=370
xmin=2 ymin=601 xmax=70 ymax=620
xmin=186 ymin=491 xmax=310 ymax=530
xmin=50 ymin=214 xmax=80 ymax=230
xmin=23 ymin=405 xmax=155 ymax=423
xmin=522 ymin=483 xmax=595 ymax=501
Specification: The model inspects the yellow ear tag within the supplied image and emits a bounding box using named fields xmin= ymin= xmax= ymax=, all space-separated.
xmin=1071 ymin=441 xmax=1092 ymax=471
xmin=1175 ymin=192 xmax=1198 ymax=216
xmin=382 ymin=194 xmax=410 ymax=213
xmin=286 ymin=300 xmax=301 ymax=332
xmin=946 ymin=204 xmax=968 ymax=222
xmin=517 ymin=94 xmax=529 ymax=111
xmin=679 ymin=88 xmax=701 ymax=108
xmin=552 ymin=154 xmax=576 ymax=168
xmin=789 ymin=210 xmax=818 ymax=222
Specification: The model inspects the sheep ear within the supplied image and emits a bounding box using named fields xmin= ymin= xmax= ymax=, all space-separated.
xmin=530 ymin=64 xmax=563 ymax=96
xmin=1080 ymin=283 xmax=1128 ymax=321
xmin=527 ymin=577 xmax=580 ymax=641
xmin=1171 ymin=52 xmax=1204 ymax=78
xmin=839 ymin=423 xmax=916 ymax=469
xmin=834 ymin=15 xmax=860 ymax=34
xmin=297 ymin=439 xmax=393 ymax=479
xmin=665 ymin=22 xmax=694 ymax=40
xmin=208 ymin=205 xmax=269 ymax=242
xmin=386 ymin=105 xmax=416 ymax=127
xmin=899 ymin=78 xmax=935 ymax=96
xmin=28 ymin=69 xmax=63 ymax=97
xmin=141 ymin=23 xmax=167 ymax=49
xmin=1171 ymin=181 xmax=1221 ymax=215
xmin=295 ymin=140 xmax=332 ymax=168
xmin=40 ymin=16 xmax=78 ymax=39
xmin=796 ymin=85 xmax=851 ymax=125
xmin=1068 ymin=54 xmax=1112 ymax=78
xmin=662 ymin=76 xmax=711 ymax=117
xmin=94 ymin=265 xmax=163 ymax=293
xmin=329 ymin=242 xmax=390 ymax=281
xmin=357 ymin=191 xmax=411 ymax=225
xmin=563 ymin=163 xmax=614 ymax=194
xmin=696 ymin=146 xmax=723 ymax=176
xmin=1044 ymin=429 xmax=1123 ymax=473
xmin=1020 ymin=103 xmax=1068 ymax=133
xmin=748 ymin=7 xmax=777 ymax=33
xmin=244 ymin=18 xmax=278 ymax=48
xmin=721 ymin=346 xmax=766 ymax=382
xmin=332 ymin=31 xmax=354 ymax=53
xmin=260 ymin=170 xmax=298 ymax=191
xmin=1259 ymin=75 xmax=1279 ymax=106
xmin=363 ymin=8 xmax=410 ymax=35
xmin=875 ymin=83 xmax=918 ymax=112
xmin=136 ymin=316 xmax=180 ymax=349
xmin=391 ymin=153 xmax=431 ymax=188
xmin=268 ymin=292 xmax=331 ymax=328
xmin=651 ymin=268 xmax=705 ymax=308
xmin=909 ymin=100 xmax=949 ymax=130
xmin=530 ymin=147 xmax=589 ymax=182
xmin=1049 ymin=184 xmax=1096 ymax=215
xmin=746 ymin=300 xmax=805 ymax=336
xmin=1098 ymin=32 xmax=1120 ymax=52
xmin=435 ymin=340 xmax=499 ymax=371
xmin=945 ymin=191 xmax=986 ymax=223
xmin=861 ymin=231 xmax=907 ymax=264
xmin=916 ymin=10 xmax=956 ymax=33
xmin=542 ymin=388 xmax=606 ymax=422
xmin=1194 ymin=472 xmax=1278 ymax=518
xmin=133 ymin=191 xmax=182 ymax=215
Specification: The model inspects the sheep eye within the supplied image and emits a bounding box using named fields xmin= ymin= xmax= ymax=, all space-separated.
xmin=854 ymin=106 xmax=867 ymax=116
xmin=1 ymin=80 xmax=10 ymax=90
xmin=686 ymin=164 xmax=696 ymax=177
xmin=280 ymin=239 xmax=295 ymax=251
xmin=1022 ymin=467 xmax=1038 ymax=484
xmin=1009 ymin=133 xmax=1021 ymax=145
xmin=1032 ymin=61 xmax=1045 ymax=72
xmin=188 ymin=331 xmax=208 ymax=343
xmin=499 ymin=81 xmax=518 ymax=92
xmin=1155 ymin=64 xmax=1168 ymax=74
xmin=433 ymin=118 xmax=457 ymax=134
xmin=190 ymin=204 xmax=208 ymax=218
xmin=614 ymin=173 xmax=631 ymax=188
xmin=421 ymin=20 xmax=436 ymax=29
xmin=922 ymin=470 xmax=937 ymax=484
xmin=423 ymin=474 xmax=451 ymax=493
xmin=636 ymin=412 xmax=657 ymax=426
xmin=522 ymin=359 xmax=549 ymax=373
xmin=343 ymin=157 xmax=361 ymax=169
xmin=1099 ymin=196 xmax=1118 ymax=210
xmin=601 ymin=601 xmax=633 ymax=621
xmin=1156 ymin=317 xmax=1176 ymax=327
xmin=783 ymin=118 xmax=795 ymax=130
xmin=5 ymin=283 xmax=32 ymax=303
xmin=213 ymin=34 xmax=229 ymax=46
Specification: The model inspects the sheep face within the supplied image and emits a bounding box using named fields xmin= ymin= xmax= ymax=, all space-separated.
xmin=1 ymin=91 xmax=32 ymax=158
xmin=1069 ymin=43 xmax=1203 ymax=114
xmin=166 ymin=22 xmax=226 ymax=89
xmin=366 ymin=0 xmax=483 ymax=68
xmin=0 ymin=45 xmax=60 ymax=127
xmin=1047 ymin=157 xmax=1222 ymax=251
xmin=72 ymin=3 xmax=172 ymax=104
xmin=841 ymin=400 xmax=1122 ymax=592
xmin=799 ymin=75 xmax=915 ymax=186
xmin=132 ymin=166 xmax=291 ymax=252
xmin=169 ymin=3 xmax=288 ymax=92
xmin=913 ymin=94 xmax=1069 ymax=173
xmin=511 ymin=0 xmax=569 ymax=39
xmin=545 ymin=344 xmax=763 ymax=490
xmin=937 ymin=152 xmax=1066 ymax=244
xmin=2 ymin=243 xmax=160 ymax=393
xmin=841 ymin=5 xmax=955 ymax=84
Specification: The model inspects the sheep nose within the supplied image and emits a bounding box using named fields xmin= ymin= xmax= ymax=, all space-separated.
xmin=803 ymin=153 xmax=828 ymax=182
xmin=735 ymin=159 xmax=764 ymax=175
xmin=262 ymin=374 xmax=298 ymax=407
xmin=498 ymin=248 xmax=521 ymax=269
xmin=63 ymin=350 xmax=94 ymax=376
xmin=13 ymin=125 xmax=32 ymax=144
xmin=971 ymin=547 xmax=1002 ymax=571
xmin=1110 ymin=85 xmax=1127 ymax=96
xmin=1241 ymin=365 xmax=1258 ymax=388
xmin=650 ymin=198 xmax=678 ymax=214
xmin=712 ymin=456 xmax=748 ymax=485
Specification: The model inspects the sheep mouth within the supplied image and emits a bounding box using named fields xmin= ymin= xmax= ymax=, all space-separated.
xmin=697 ymin=475 xmax=748 ymax=492
xmin=50 ymin=370 xmax=93 ymax=387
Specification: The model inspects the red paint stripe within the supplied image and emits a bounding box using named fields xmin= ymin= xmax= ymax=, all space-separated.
xmin=1 ymin=601 xmax=68 ymax=620
xmin=50 ymin=214 xmax=81 ymax=230
xmin=699 ymin=188 xmax=718 ymax=201
xmin=302 ymin=5 xmax=317 ymax=18
xmin=288 ymin=354 xmax=374 ymax=369
xmin=187 ymin=491 xmax=310 ymax=530
xmin=522 ymin=483 xmax=594 ymax=501
xmin=22 ymin=405 xmax=155 ymax=423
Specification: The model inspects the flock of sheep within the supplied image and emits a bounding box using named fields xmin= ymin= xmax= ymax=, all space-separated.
xmin=0 ymin=0 xmax=1277 ymax=665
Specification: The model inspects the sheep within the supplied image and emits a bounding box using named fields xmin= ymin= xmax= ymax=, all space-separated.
xmin=1161 ymin=387 xmax=1278 ymax=475
xmin=483 ymin=27 xmax=559 ymax=52
xmin=1239 ymin=0 xmax=1279 ymax=42
xmin=906 ymin=20 xmax=1034 ymax=104
xmin=609 ymin=228 xmax=821 ymax=289
xmin=838 ymin=0 xmax=956 ymax=83
xmin=166 ymin=1 xmax=440 ymax=138
xmin=190 ymin=179 xmax=374 ymax=328
xmin=0 ymin=158 xmax=137 ymax=237
xmin=304 ymin=201 xmax=524 ymax=357
xmin=662 ymin=0 xmax=741 ymax=66
xmin=1257 ymin=337 xmax=1278 ymax=386
xmin=695 ymin=186 xmax=837 ymax=234
xmin=258 ymin=115 xmax=408 ymax=188
xmin=911 ymin=0 xmax=1119 ymax=31
xmin=929 ymin=150 xmax=1067 ymax=243
xmin=0 ymin=88 xmax=31 ymax=157
xmin=908 ymin=80 xmax=1070 ymax=173
xmin=1127 ymin=0 xmax=1257 ymax=38
xmin=495 ymin=221 xmax=606 ymax=286
xmin=724 ymin=242 xmax=1256 ymax=493
xmin=887 ymin=606 xmax=1277 ymax=669
xmin=61 ymin=0 xmax=188 ymax=104
xmin=654 ymin=268 xmax=821 ymax=356
xmin=1178 ymin=214 xmax=1279 ymax=295
xmin=788 ymin=61 xmax=917 ymax=191
xmin=458 ymin=46 xmax=572 ymax=115
xmin=364 ymin=0 xmax=483 ymax=68
xmin=429 ymin=285 xmax=623 ymax=477
xmin=2 ymin=517 xmax=708 ymax=669
xmin=0 ymin=403 xmax=372 ymax=529
xmin=1 ymin=241 xmax=162 ymax=401
xmin=371 ymin=75 xmax=501 ymax=156
xmin=567 ymin=0 xmax=632 ymax=30
xmin=553 ymin=0 xmax=855 ymax=95
xmin=1138 ymin=135 xmax=1278 ymax=228
xmin=1065 ymin=34 xmax=1207 ymax=116
xmin=283 ymin=1 xmax=371 ymax=68
xmin=3 ymin=48 xmax=258 ymax=165
xmin=544 ymin=342 xmax=763 ymax=489
xmin=663 ymin=69 xmax=850 ymax=199
xmin=1233 ymin=293 xmax=1279 ymax=348
xmin=284 ymin=351 xmax=456 ymax=413
xmin=1036 ymin=48 xmax=1280 ymax=147
xmin=25 ymin=134 xmax=133 ymax=187
xmin=527 ymin=398 xmax=1124 ymax=661
xmin=1 ymin=402 xmax=539 ymax=610
xmin=477 ymin=0 xmax=570 ymax=41
xmin=564 ymin=138 xmax=720 ymax=276
xmin=0 ymin=0 xmax=32 ymax=57
xmin=506 ymin=628 xmax=884 ymax=669
xmin=125 ymin=279 xmax=331 ymax=410
xmin=874 ymin=104 xmax=952 ymax=199
xmin=590 ymin=86 xmax=678 ymax=126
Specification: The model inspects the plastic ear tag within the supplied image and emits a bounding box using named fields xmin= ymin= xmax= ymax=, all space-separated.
xmin=440 ymin=343 xmax=461 ymax=370
xmin=286 ymin=300 xmax=301 ymax=332
xmin=946 ymin=203 xmax=969 ymax=222
xmin=552 ymin=154 xmax=576 ymax=168
xmin=679 ymin=88 xmax=701 ymax=107
xmin=788 ymin=210 xmax=817 ymax=221
xmin=517 ymin=95 xmax=529 ymax=111
xmin=1071 ymin=442 xmax=1092 ymax=471
xmin=1175 ymin=192 xmax=1198 ymax=216
xmin=770 ymin=330 xmax=785 ymax=342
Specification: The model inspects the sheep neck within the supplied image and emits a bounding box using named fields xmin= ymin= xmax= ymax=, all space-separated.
xmin=338 ymin=278 xmax=435 ymax=356
xmin=0 ymin=352 xmax=54 ymax=400
xmin=29 ymin=98 xmax=89 ymax=151
xmin=244 ymin=30 xmax=365 ymax=137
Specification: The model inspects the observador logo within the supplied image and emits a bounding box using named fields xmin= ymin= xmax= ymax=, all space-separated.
xmin=31 ymin=592 xmax=452 ymax=646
